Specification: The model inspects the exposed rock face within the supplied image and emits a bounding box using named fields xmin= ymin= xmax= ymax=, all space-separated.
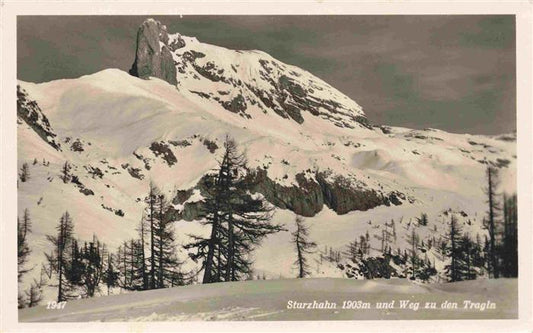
xmin=251 ymin=170 xmax=324 ymax=217
xmin=129 ymin=19 xmax=177 ymax=85
xmin=251 ymin=169 xmax=401 ymax=217
xmin=173 ymin=169 xmax=405 ymax=220
xmin=17 ymin=85 xmax=61 ymax=150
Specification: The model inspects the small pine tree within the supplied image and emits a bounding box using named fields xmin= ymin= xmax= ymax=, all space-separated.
xmin=78 ymin=236 xmax=106 ymax=297
xmin=407 ymin=228 xmax=419 ymax=279
xmin=292 ymin=216 xmax=317 ymax=278
xmin=460 ymin=234 xmax=476 ymax=280
xmin=483 ymin=166 xmax=501 ymax=278
xmin=344 ymin=239 xmax=359 ymax=262
xmin=418 ymin=213 xmax=428 ymax=226
xmin=359 ymin=235 xmax=368 ymax=257
xmin=18 ymin=209 xmax=32 ymax=281
xmin=104 ymin=254 xmax=119 ymax=295
xmin=61 ymin=161 xmax=72 ymax=183
xmin=19 ymin=163 xmax=30 ymax=182
xmin=444 ymin=214 xmax=467 ymax=282
xmin=25 ymin=279 xmax=43 ymax=307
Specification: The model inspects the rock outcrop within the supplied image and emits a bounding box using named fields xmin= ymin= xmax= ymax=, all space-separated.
xmin=17 ymin=85 xmax=61 ymax=150
xmin=172 ymin=169 xmax=405 ymax=220
xmin=129 ymin=18 xmax=177 ymax=85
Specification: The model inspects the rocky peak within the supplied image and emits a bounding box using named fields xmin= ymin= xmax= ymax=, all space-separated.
xmin=128 ymin=18 xmax=370 ymax=129
xmin=129 ymin=18 xmax=177 ymax=85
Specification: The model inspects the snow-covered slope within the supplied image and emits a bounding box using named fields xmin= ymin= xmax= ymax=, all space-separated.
xmin=168 ymin=32 xmax=368 ymax=129
xmin=16 ymin=19 xmax=516 ymax=298
xmin=19 ymin=278 xmax=517 ymax=321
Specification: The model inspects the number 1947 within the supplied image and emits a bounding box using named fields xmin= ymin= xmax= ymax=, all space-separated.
xmin=46 ymin=301 xmax=66 ymax=309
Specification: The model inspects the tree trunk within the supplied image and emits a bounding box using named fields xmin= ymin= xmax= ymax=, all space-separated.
xmin=226 ymin=217 xmax=234 ymax=282
xmin=296 ymin=234 xmax=304 ymax=278
xmin=202 ymin=214 xmax=219 ymax=284
xmin=158 ymin=199 xmax=164 ymax=288
xmin=140 ymin=223 xmax=147 ymax=290
xmin=488 ymin=168 xmax=499 ymax=278
xmin=150 ymin=192 xmax=156 ymax=289
xmin=57 ymin=221 xmax=64 ymax=302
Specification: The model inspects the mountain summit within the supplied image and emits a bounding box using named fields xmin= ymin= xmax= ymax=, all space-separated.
xmin=129 ymin=18 xmax=177 ymax=85
xmin=129 ymin=18 xmax=369 ymax=129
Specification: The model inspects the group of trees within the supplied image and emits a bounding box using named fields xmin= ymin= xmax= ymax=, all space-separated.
xmin=482 ymin=166 xmax=518 ymax=279
xmin=378 ymin=219 xmax=397 ymax=254
xmin=445 ymin=167 xmax=517 ymax=282
xmin=43 ymin=182 xmax=192 ymax=302
xmin=18 ymin=208 xmax=42 ymax=308
xmin=312 ymin=167 xmax=518 ymax=284
xmin=443 ymin=215 xmax=485 ymax=281
xmin=42 ymin=212 xmax=119 ymax=301
xmin=18 ymin=136 xmax=286 ymax=306
xmin=18 ymin=208 xmax=107 ymax=307
xmin=19 ymin=163 xmax=31 ymax=183
xmin=18 ymin=159 xmax=52 ymax=185
xmin=343 ymin=232 xmax=371 ymax=262
xmin=115 ymin=183 xmax=184 ymax=291
xmin=185 ymin=137 xmax=284 ymax=283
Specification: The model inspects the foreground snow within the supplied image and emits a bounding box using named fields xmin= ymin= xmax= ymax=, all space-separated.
xmin=18 ymin=278 xmax=517 ymax=321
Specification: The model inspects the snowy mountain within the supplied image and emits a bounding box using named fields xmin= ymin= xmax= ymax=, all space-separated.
xmin=17 ymin=18 xmax=516 ymax=298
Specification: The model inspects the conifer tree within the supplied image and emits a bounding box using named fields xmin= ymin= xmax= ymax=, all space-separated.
xmin=18 ymin=209 xmax=32 ymax=281
xmin=154 ymin=193 xmax=180 ymax=288
xmin=143 ymin=182 xmax=163 ymax=289
xmin=460 ymin=234 xmax=476 ymax=280
xmin=148 ymin=184 xmax=157 ymax=288
xmin=407 ymin=228 xmax=419 ymax=279
xmin=292 ymin=216 xmax=317 ymax=278
xmin=344 ymin=239 xmax=359 ymax=262
xmin=444 ymin=214 xmax=466 ymax=282
xmin=115 ymin=244 xmax=127 ymax=289
xmin=61 ymin=161 xmax=72 ymax=183
xmin=45 ymin=211 xmax=75 ymax=302
xmin=25 ymin=279 xmax=43 ymax=308
xmin=501 ymin=193 xmax=518 ymax=277
xmin=78 ymin=236 xmax=106 ymax=297
xmin=137 ymin=214 xmax=149 ymax=290
xmin=104 ymin=253 xmax=119 ymax=295
xmin=66 ymin=239 xmax=84 ymax=287
xmin=483 ymin=166 xmax=500 ymax=278
xmin=186 ymin=136 xmax=282 ymax=283
xmin=19 ymin=163 xmax=30 ymax=182
xmin=126 ymin=239 xmax=146 ymax=290
xmin=418 ymin=213 xmax=428 ymax=226
xmin=359 ymin=235 xmax=368 ymax=256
